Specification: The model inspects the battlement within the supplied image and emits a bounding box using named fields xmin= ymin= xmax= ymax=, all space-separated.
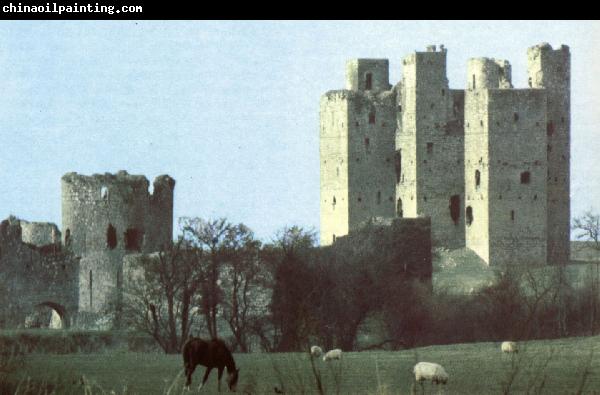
xmin=467 ymin=58 xmax=513 ymax=90
xmin=61 ymin=170 xmax=175 ymax=255
xmin=528 ymin=42 xmax=570 ymax=58
xmin=402 ymin=45 xmax=449 ymax=89
xmin=19 ymin=220 xmax=61 ymax=248
xmin=61 ymin=171 xmax=174 ymax=201
xmin=527 ymin=43 xmax=570 ymax=90
xmin=345 ymin=59 xmax=391 ymax=92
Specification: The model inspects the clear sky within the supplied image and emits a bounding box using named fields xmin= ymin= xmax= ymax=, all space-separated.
xmin=0 ymin=21 xmax=598 ymax=242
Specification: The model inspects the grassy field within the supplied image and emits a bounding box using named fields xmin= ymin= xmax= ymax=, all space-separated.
xmin=5 ymin=335 xmax=600 ymax=394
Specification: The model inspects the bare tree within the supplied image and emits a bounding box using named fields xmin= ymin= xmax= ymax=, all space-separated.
xmin=220 ymin=224 xmax=269 ymax=352
xmin=573 ymin=210 xmax=600 ymax=334
xmin=121 ymin=239 xmax=203 ymax=353
xmin=573 ymin=210 xmax=600 ymax=252
xmin=180 ymin=217 xmax=234 ymax=339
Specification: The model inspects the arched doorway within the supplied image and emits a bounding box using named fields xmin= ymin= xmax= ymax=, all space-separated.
xmin=25 ymin=302 xmax=69 ymax=329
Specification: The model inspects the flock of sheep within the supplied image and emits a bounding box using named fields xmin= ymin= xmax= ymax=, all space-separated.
xmin=307 ymin=341 xmax=519 ymax=389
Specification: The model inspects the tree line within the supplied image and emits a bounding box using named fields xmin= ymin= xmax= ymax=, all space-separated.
xmin=120 ymin=217 xmax=432 ymax=354
xmin=120 ymin=211 xmax=600 ymax=354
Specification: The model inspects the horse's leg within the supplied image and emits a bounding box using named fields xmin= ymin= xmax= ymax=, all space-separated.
xmin=184 ymin=364 xmax=196 ymax=390
xmin=217 ymin=367 xmax=224 ymax=392
xmin=199 ymin=367 xmax=213 ymax=391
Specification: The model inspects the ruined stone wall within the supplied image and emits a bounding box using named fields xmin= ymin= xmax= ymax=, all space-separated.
xmin=345 ymin=59 xmax=391 ymax=92
xmin=320 ymin=44 xmax=569 ymax=266
xmin=61 ymin=171 xmax=174 ymax=317
xmin=528 ymin=43 xmax=571 ymax=265
xmin=320 ymin=92 xmax=350 ymax=246
xmin=346 ymin=87 xmax=397 ymax=232
xmin=397 ymin=46 xmax=465 ymax=249
xmin=19 ymin=221 xmax=61 ymax=247
xmin=0 ymin=218 xmax=79 ymax=328
xmin=487 ymin=89 xmax=548 ymax=266
xmin=147 ymin=175 xmax=176 ymax=250
xmin=320 ymin=59 xmax=396 ymax=246
xmin=465 ymin=88 xmax=491 ymax=263
xmin=467 ymin=58 xmax=513 ymax=90
xmin=465 ymin=62 xmax=548 ymax=266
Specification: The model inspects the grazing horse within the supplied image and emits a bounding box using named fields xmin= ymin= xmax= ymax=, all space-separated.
xmin=182 ymin=337 xmax=240 ymax=392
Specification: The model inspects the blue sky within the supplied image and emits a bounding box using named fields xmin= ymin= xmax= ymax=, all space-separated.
xmin=0 ymin=21 xmax=598 ymax=242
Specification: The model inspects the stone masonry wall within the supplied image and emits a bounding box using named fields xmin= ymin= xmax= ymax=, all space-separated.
xmin=321 ymin=43 xmax=570 ymax=267
xmin=528 ymin=43 xmax=571 ymax=265
xmin=398 ymin=46 xmax=465 ymax=249
xmin=61 ymin=171 xmax=174 ymax=320
xmin=0 ymin=218 xmax=79 ymax=328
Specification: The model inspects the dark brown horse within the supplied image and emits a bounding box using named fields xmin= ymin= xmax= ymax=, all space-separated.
xmin=182 ymin=337 xmax=239 ymax=392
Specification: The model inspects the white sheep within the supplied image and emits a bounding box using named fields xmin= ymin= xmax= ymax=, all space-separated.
xmin=501 ymin=341 xmax=518 ymax=353
xmin=413 ymin=362 xmax=448 ymax=385
xmin=322 ymin=348 xmax=342 ymax=361
xmin=310 ymin=345 xmax=323 ymax=358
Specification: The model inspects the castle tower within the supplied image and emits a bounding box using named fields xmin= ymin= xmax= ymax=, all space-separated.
xmin=528 ymin=43 xmax=571 ymax=265
xmin=320 ymin=59 xmax=397 ymax=245
xmin=396 ymin=45 xmax=465 ymax=248
xmin=61 ymin=171 xmax=175 ymax=321
xmin=464 ymin=58 xmax=548 ymax=265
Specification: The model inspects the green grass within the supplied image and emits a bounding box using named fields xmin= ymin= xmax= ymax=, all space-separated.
xmin=5 ymin=335 xmax=600 ymax=394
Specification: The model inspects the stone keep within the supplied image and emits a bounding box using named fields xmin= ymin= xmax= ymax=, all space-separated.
xmin=320 ymin=43 xmax=570 ymax=266
xmin=61 ymin=171 xmax=175 ymax=320
xmin=320 ymin=59 xmax=397 ymax=246
xmin=397 ymin=45 xmax=465 ymax=249
xmin=465 ymin=58 xmax=548 ymax=266
xmin=527 ymin=44 xmax=571 ymax=265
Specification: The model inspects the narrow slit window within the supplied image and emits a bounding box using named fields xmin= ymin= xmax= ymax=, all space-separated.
xmin=369 ymin=111 xmax=376 ymax=124
xmin=449 ymin=195 xmax=460 ymax=225
xmin=365 ymin=73 xmax=372 ymax=90
xmin=65 ymin=229 xmax=71 ymax=246
xmin=514 ymin=112 xmax=519 ymax=122
xmin=376 ymin=191 xmax=381 ymax=204
xmin=472 ymin=74 xmax=476 ymax=89
xmin=394 ymin=150 xmax=402 ymax=183
xmin=520 ymin=171 xmax=531 ymax=184
xmin=397 ymin=198 xmax=403 ymax=218
xmin=475 ymin=170 xmax=481 ymax=188
xmin=365 ymin=137 xmax=370 ymax=151
xmin=511 ymin=210 xmax=515 ymax=221
xmin=547 ymin=121 xmax=554 ymax=137
xmin=427 ymin=142 xmax=433 ymax=154
xmin=466 ymin=206 xmax=473 ymax=226
xmin=106 ymin=224 xmax=117 ymax=249
xmin=89 ymin=270 xmax=93 ymax=309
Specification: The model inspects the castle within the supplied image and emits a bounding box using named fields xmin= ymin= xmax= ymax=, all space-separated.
xmin=0 ymin=171 xmax=175 ymax=328
xmin=320 ymin=43 xmax=570 ymax=266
